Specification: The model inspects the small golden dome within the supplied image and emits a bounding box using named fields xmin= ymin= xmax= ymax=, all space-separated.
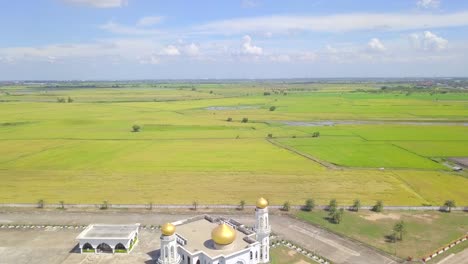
xmin=161 ymin=223 xmax=176 ymax=236
xmin=256 ymin=197 xmax=268 ymax=209
xmin=211 ymin=223 xmax=236 ymax=245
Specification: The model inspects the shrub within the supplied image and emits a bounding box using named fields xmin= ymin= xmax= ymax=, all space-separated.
xmin=269 ymin=106 xmax=276 ymax=111
xmin=67 ymin=97 xmax=74 ymax=103
xmin=282 ymin=201 xmax=290 ymax=211
xmin=372 ymin=200 xmax=384 ymax=212
xmin=328 ymin=199 xmax=337 ymax=212
xmin=312 ymin=132 xmax=320 ymax=137
xmin=303 ymin=199 xmax=315 ymax=212
xmin=241 ymin=117 xmax=249 ymax=123
xmin=263 ymin=92 xmax=271 ymax=96
xmin=100 ymin=200 xmax=109 ymax=210
xmin=239 ymin=200 xmax=245 ymax=210
xmin=267 ymin=133 xmax=273 ymax=138
xmin=37 ymin=199 xmax=44 ymax=209
xmin=444 ymin=200 xmax=456 ymax=212
xmin=132 ymin=124 xmax=141 ymax=132
xmin=352 ymin=199 xmax=361 ymax=212
xmin=226 ymin=117 xmax=233 ymax=122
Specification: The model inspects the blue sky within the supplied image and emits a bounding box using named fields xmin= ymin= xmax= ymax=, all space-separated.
xmin=1 ymin=0 xmax=468 ymax=80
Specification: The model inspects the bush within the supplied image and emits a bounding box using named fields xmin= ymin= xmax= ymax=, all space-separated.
xmin=372 ymin=200 xmax=384 ymax=212
xmin=241 ymin=117 xmax=249 ymax=123
xmin=100 ymin=200 xmax=109 ymax=210
xmin=328 ymin=199 xmax=337 ymax=212
xmin=282 ymin=201 xmax=290 ymax=211
xmin=132 ymin=124 xmax=141 ymax=132
xmin=263 ymin=92 xmax=271 ymax=96
xmin=267 ymin=133 xmax=273 ymax=138
xmin=269 ymin=106 xmax=276 ymax=111
xmin=226 ymin=117 xmax=233 ymax=122
xmin=303 ymin=199 xmax=315 ymax=211
xmin=352 ymin=199 xmax=361 ymax=212
xmin=312 ymin=132 xmax=320 ymax=137
xmin=37 ymin=199 xmax=44 ymax=209
xmin=239 ymin=200 xmax=245 ymax=210
xmin=67 ymin=97 xmax=74 ymax=103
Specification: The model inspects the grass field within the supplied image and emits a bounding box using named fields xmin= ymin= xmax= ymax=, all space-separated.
xmin=0 ymin=83 xmax=467 ymax=205
xmin=270 ymin=246 xmax=313 ymax=264
xmin=296 ymin=210 xmax=467 ymax=259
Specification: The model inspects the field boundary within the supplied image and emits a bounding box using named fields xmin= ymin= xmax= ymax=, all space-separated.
xmin=0 ymin=203 xmax=466 ymax=211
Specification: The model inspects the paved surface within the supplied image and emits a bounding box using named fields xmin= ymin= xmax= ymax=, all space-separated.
xmin=437 ymin=249 xmax=468 ymax=264
xmin=0 ymin=209 xmax=396 ymax=264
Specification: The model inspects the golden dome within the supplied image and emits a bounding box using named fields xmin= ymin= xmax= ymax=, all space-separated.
xmin=161 ymin=223 xmax=176 ymax=236
xmin=211 ymin=223 xmax=236 ymax=245
xmin=256 ymin=197 xmax=268 ymax=209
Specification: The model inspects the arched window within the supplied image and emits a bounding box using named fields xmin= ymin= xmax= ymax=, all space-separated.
xmin=97 ymin=243 xmax=112 ymax=253
xmin=170 ymin=246 xmax=174 ymax=258
xmin=250 ymin=251 xmax=253 ymax=259
xmin=82 ymin=243 xmax=93 ymax=250
xmin=196 ymin=260 xmax=200 ymax=264
xmin=255 ymin=251 xmax=258 ymax=259
xmin=165 ymin=246 xmax=168 ymax=258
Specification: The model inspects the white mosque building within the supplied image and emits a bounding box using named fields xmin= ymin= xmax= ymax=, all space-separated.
xmin=157 ymin=197 xmax=271 ymax=264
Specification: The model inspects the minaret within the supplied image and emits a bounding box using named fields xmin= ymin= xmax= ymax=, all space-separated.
xmin=254 ymin=197 xmax=270 ymax=263
xmin=157 ymin=223 xmax=181 ymax=264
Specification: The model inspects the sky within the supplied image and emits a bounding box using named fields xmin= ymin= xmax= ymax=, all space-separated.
xmin=1 ymin=0 xmax=468 ymax=80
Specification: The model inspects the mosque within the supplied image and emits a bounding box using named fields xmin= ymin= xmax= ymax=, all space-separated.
xmin=157 ymin=197 xmax=271 ymax=264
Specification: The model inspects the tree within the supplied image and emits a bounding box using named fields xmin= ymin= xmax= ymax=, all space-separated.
xmin=148 ymin=202 xmax=153 ymax=210
xmin=330 ymin=208 xmax=344 ymax=224
xmin=444 ymin=200 xmax=456 ymax=212
xmin=101 ymin=200 xmax=109 ymax=210
xmin=352 ymin=199 xmax=361 ymax=212
xmin=312 ymin=132 xmax=320 ymax=138
xmin=57 ymin=97 xmax=66 ymax=103
xmin=192 ymin=201 xmax=198 ymax=211
xmin=59 ymin=201 xmax=65 ymax=210
xmin=372 ymin=200 xmax=384 ymax=212
xmin=393 ymin=221 xmax=406 ymax=241
xmin=239 ymin=200 xmax=245 ymax=211
xmin=269 ymin=106 xmax=276 ymax=111
xmin=267 ymin=133 xmax=273 ymax=138
xmin=303 ymin=199 xmax=315 ymax=212
xmin=67 ymin=97 xmax=74 ymax=103
xmin=328 ymin=199 xmax=337 ymax=213
xmin=282 ymin=201 xmax=291 ymax=211
xmin=37 ymin=199 xmax=44 ymax=209
xmin=132 ymin=124 xmax=141 ymax=132
xmin=226 ymin=117 xmax=233 ymax=122
xmin=263 ymin=92 xmax=271 ymax=96
xmin=241 ymin=117 xmax=249 ymax=123
xmin=209 ymin=90 xmax=213 ymax=94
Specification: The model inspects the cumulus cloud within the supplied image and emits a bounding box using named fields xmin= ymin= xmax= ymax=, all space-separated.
xmin=183 ymin=43 xmax=201 ymax=57
xmin=197 ymin=11 xmax=468 ymax=35
xmin=410 ymin=31 xmax=448 ymax=51
xmin=137 ymin=16 xmax=164 ymax=27
xmin=367 ymin=38 xmax=386 ymax=52
xmin=242 ymin=35 xmax=263 ymax=55
xmin=62 ymin=0 xmax=127 ymax=8
xmin=417 ymin=0 xmax=440 ymax=9
xmin=162 ymin=45 xmax=181 ymax=56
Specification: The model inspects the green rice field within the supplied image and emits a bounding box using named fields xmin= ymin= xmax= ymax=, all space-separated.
xmin=0 ymin=83 xmax=467 ymax=205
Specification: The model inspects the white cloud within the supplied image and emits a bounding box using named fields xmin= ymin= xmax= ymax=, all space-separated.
xmin=417 ymin=0 xmax=440 ymax=9
xmin=137 ymin=16 xmax=164 ymax=27
xmin=242 ymin=35 xmax=263 ymax=55
xmin=162 ymin=45 xmax=181 ymax=56
xmin=183 ymin=43 xmax=201 ymax=57
xmin=367 ymin=38 xmax=386 ymax=52
xmin=409 ymin=31 xmax=448 ymax=51
xmin=62 ymin=0 xmax=127 ymax=8
xmin=197 ymin=11 xmax=468 ymax=35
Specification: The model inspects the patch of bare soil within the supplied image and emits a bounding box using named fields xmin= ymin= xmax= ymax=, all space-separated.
xmin=361 ymin=213 xmax=401 ymax=221
xmin=295 ymin=260 xmax=311 ymax=264
xmin=287 ymin=250 xmax=297 ymax=257
xmin=409 ymin=213 xmax=439 ymax=223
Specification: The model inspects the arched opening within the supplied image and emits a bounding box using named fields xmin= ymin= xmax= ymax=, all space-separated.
xmin=97 ymin=243 xmax=113 ymax=253
xmin=115 ymin=243 xmax=126 ymax=253
xmin=250 ymin=251 xmax=253 ymax=259
xmin=82 ymin=243 xmax=93 ymax=250
xmin=196 ymin=260 xmax=200 ymax=264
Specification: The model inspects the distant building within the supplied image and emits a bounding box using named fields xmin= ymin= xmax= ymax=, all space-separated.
xmin=158 ymin=197 xmax=271 ymax=264
xmin=76 ymin=223 xmax=140 ymax=254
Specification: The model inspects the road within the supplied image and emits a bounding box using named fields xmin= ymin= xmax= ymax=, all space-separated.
xmin=0 ymin=209 xmax=397 ymax=264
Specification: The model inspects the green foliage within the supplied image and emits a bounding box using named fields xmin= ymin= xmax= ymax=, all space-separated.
xmin=330 ymin=208 xmax=344 ymax=224
xmin=328 ymin=199 xmax=337 ymax=212
xmin=282 ymin=201 xmax=290 ymax=211
xmin=312 ymin=131 xmax=320 ymax=137
xmin=67 ymin=97 xmax=74 ymax=103
xmin=241 ymin=117 xmax=249 ymax=123
xmin=269 ymin=106 xmax=276 ymax=111
xmin=239 ymin=200 xmax=245 ymax=210
xmin=132 ymin=124 xmax=141 ymax=132
xmin=352 ymin=199 xmax=361 ymax=212
xmin=100 ymin=200 xmax=109 ymax=210
xmin=393 ymin=220 xmax=406 ymax=241
xmin=59 ymin=200 xmax=65 ymax=209
xmin=303 ymin=198 xmax=315 ymax=211
xmin=226 ymin=117 xmax=232 ymax=122
xmin=444 ymin=200 xmax=456 ymax=212
xmin=372 ymin=200 xmax=384 ymax=212
xmin=37 ymin=199 xmax=44 ymax=209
